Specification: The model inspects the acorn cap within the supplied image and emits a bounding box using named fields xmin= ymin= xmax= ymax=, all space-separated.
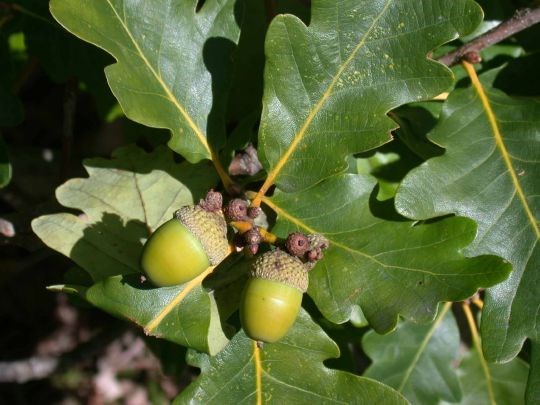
xmin=175 ymin=205 xmax=229 ymax=265
xmin=251 ymin=249 xmax=309 ymax=293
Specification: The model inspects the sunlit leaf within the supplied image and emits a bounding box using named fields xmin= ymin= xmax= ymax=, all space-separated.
xmin=264 ymin=174 xmax=510 ymax=332
xmin=527 ymin=342 xmax=540 ymax=405
xmin=175 ymin=310 xmax=408 ymax=404
xmin=395 ymin=69 xmax=540 ymax=362
xmin=32 ymin=145 xmax=233 ymax=354
xmin=50 ymin=0 xmax=241 ymax=162
xmin=440 ymin=347 xmax=528 ymax=405
xmin=258 ymin=0 xmax=482 ymax=193
xmin=363 ymin=304 xmax=461 ymax=405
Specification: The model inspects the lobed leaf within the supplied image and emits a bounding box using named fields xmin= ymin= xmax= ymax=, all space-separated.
xmin=32 ymin=145 xmax=235 ymax=354
xmin=175 ymin=310 xmax=408 ymax=404
xmin=50 ymin=0 xmax=241 ymax=162
xmin=67 ymin=272 xmax=230 ymax=355
xmin=363 ymin=303 xmax=461 ymax=405
xmin=395 ymin=69 xmax=540 ymax=362
xmin=266 ymin=174 xmax=510 ymax=332
xmin=258 ymin=0 xmax=482 ymax=193
xmin=439 ymin=348 xmax=529 ymax=405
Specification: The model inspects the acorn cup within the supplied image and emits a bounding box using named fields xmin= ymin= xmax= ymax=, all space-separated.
xmin=140 ymin=192 xmax=230 ymax=287
xmin=240 ymin=249 xmax=310 ymax=343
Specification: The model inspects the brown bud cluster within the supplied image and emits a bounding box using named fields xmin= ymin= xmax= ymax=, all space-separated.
xmin=244 ymin=226 xmax=262 ymax=255
xmin=224 ymin=198 xmax=249 ymax=221
xmin=285 ymin=232 xmax=310 ymax=257
xmin=199 ymin=190 xmax=223 ymax=212
xmin=247 ymin=206 xmax=262 ymax=219
xmin=284 ymin=232 xmax=329 ymax=269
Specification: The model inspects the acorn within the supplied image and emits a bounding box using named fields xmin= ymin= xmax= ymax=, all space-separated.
xmin=240 ymin=249 xmax=309 ymax=343
xmin=140 ymin=196 xmax=229 ymax=287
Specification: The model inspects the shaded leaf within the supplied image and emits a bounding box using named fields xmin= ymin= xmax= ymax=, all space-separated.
xmin=363 ymin=303 xmax=460 ymax=405
xmin=264 ymin=174 xmax=510 ymax=332
xmin=391 ymin=102 xmax=444 ymax=161
xmin=395 ymin=69 xmax=540 ymax=362
xmin=32 ymin=145 xmax=217 ymax=281
xmin=144 ymin=336 xmax=187 ymax=377
xmin=65 ymin=272 xmax=230 ymax=355
xmin=258 ymin=0 xmax=482 ymax=193
xmin=31 ymin=145 xmax=233 ymax=354
xmin=494 ymin=53 xmax=540 ymax=98
xmin=175 ymin=309 xmax=408 ymax=405
xmin=527 ymin=341 xmax=540 ymax=405
xmin=440 ymin=347 xmax=529 ymax=405
xmin=50 ymin=0 xmax=241 ymax=162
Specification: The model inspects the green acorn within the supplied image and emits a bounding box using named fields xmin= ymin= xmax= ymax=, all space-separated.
xmin=140 ymin=195 xmax=229 ymax=287
xmin=240 ymin=249 xmax=309 ymax=343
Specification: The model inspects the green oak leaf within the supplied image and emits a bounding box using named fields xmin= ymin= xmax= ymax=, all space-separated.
xmin=391 ymin=102 xmax=444 ymax=161
xmin=50 ymin=0 xmax=240 ymax=162
xmin=60 ymin=273 xmax=230 ymax=355
xmin=258 ymin=0 xmax=482 ymax=193
xmin=440 ymin=347 xmax=529 ymax=405
xmin=32 ymin=145 xmax=217 ymax=280
xmin=265 ymin=174 xmax=510 ymax=332
xmin=527 ymin=342 xmax=540 ymax=404
xmin=363 ymin=303 xmax=461 ymax=405
xmin=31 ymin=145 xmax=236 ymax=354
xmin=395 ymin=70 xmax=540 ymax=362
xmin=175 ymin=309 xmax=408 ymax=405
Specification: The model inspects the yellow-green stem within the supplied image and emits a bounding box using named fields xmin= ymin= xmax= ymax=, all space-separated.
xmin=462 ymin=301 xmax=496 ymax=405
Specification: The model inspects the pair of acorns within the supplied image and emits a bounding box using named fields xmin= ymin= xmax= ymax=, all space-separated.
xmin=140 ymin=191 xmax=328 ymax=343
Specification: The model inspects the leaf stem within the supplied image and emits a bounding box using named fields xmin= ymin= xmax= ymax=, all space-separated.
xmin=251 ymin=0 xmax=393 ymax=207
xmin=472 ymin=296 xmax=484 ymax=310
xmin=462 ymin=301 xmax=496 ymax=405
xmin=143 ymin=253 xmax=231 ymax=334
xmin=230 ymin=221 xmax=278 ymax=244
xmin=438 ymin=6 xmax=540 ymax=67
xmin=252 ymin=340 xmax=263 ymax=405
xmin=210 ymin=151 xmax=235 ymax=195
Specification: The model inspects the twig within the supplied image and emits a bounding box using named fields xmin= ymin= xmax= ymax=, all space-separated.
xmin=438 ymin=6 xmax=540 ymax=67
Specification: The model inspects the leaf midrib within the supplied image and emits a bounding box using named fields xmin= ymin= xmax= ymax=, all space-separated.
xmin=255 ymin=0 xmax=392 ymax=201
xmin=397 ymin=302 xmax=452 ymax=392
xmin=463 ymin=62 xmax=540 ymax=241
xmin=263 ymin=197 xmax=488 ymax=277
xmin=144 ymin=266 xmax=215 ymax=333
xmin=105 ymin=0 xmax=211 ymax=157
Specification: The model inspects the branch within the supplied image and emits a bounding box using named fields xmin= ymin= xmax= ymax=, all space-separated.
xmin=438 ymin=6 xmax=540 ymax=67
